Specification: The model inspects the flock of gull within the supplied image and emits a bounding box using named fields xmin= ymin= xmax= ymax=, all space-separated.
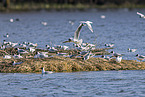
xmin=1 ymin=11 xmax=145 ymax=74
xmin=1 ymin=21 xmax=96 ymax=60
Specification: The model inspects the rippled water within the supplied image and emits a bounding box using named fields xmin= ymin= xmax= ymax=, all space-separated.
xmin=0 ymin=8 xmax=145 ymax=60
xmin=1 ymin=8 xmax=145 ymax=96
xmin=0 ymin=70 xmax=145 ymax=97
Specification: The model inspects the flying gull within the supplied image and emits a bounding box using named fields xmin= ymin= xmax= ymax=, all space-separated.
xmin=63 ymin=21 xmax=93 ymax=45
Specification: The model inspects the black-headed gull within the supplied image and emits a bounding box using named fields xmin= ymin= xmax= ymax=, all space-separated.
xmin=63 ymin=21 xmax=93 ymax=45
xmin=28 ymin=42 xmax=37 ymax=48
xmin=17 ymin=48 xmax=28 ymax=54
xmin=100 ymin=15 xmax=106 ymax=19
xmin=48 ymin=47 xmax=58 ymax=53
xmin=115 ymin=56 xmax=122 ymax=63
xmin=9 ymin=42 xmax=18 ymax=47
xmin=74 ymin=21 xmax=93 ymax=40
xmin=13 ymin=54 xmax=23 ymax=59
xmin=110 ymin=51 xmax=123 ymax=57
xmin=34 ymin=52 xmax=48 ymax=58
xmin=136 ymin=54 xmax=145 ymax=61
xmin=41 ymin=21 xmax=47 ymax=26
xmin=105 ymin=43 xmax=114 ymax=47
xmin=29 ymin=47 xmax=35 ymax=53
xmin=137 ymin=12 xmax=145 ymax=18
xmin=69 ymin=20 xmax=74 ymax=25
xmin=9 ymin=18 xmax=14 ymax=22
xmin=3 ymin=40 xmax=9 ymax=45
xmin=41 ymin=67 xmax=53 ymax=75
xmin=128 ymin=48 xmax=137 ymax=52
xmin=46 ymin=45 xmax=51 ymax=49
xmin=12 ymin=61 xmax=23 ymax=66
xmin=3 ymin=55 xmax=11 ymax=59
xmin=3 ymin=33 xmax=9 ymax=38
xmin=101 ymin=55 xmax=112 ymax=60
xmin=83 ymin=51 xmax=93 ymax=60
xmin=56 ymin=52 xmax=68 ymax=56
xmin=1 ymin=45 xmax=6 ymax=50
xmin=19 ymin=43 xmax=27 ymax=48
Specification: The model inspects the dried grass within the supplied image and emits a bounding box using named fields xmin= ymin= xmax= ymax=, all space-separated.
xmin=1 ymin=48 xmax=145 ymax=73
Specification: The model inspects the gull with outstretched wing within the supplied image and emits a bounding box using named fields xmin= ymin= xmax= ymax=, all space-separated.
xmin=63 ymin=21 xmax=93 ymax=45
xmin=80 ymin=21 xmax=93 ymax=32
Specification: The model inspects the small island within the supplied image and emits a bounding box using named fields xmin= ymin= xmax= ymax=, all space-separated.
xmin=0 ymin=46 xmax=145 ymax=73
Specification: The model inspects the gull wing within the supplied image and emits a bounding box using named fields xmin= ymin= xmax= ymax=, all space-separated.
xmin=80 ymin=21 xmax=93 ymax=32
xmin=137 ymin=12 xmax=144 ymax=17
xmin=139 ymin=55 xmax=145 ymax=58
xmin=86 ymin=21 xmax=93 ymax=33
xmin=63 ymin=40 xmax=70 ymax=43
xmin=74 ymin=23 xmax=83 ymax=40
xmin=63 ymin=40 xmax=78 ymax=44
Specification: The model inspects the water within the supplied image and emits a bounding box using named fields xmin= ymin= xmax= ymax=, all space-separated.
xmin=0 ymin=8 xmax=145 ymax=96
xmin=0 ymin=8 xmax=145 ymax=60
xmin=0 ymin=70 xmax=145 ymax=97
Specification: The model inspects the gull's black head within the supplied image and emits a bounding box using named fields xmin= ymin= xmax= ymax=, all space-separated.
xmin=136 ymin=54 xmax=139 ymax=57
xmin=68 ymin=38 xmax=72 ymax=41
xmin=110 ymin=51 xmax=114 ymax=53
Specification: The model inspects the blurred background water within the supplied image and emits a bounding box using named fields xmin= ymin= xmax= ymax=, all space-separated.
xmin=0 ymin=8 xmax=145 ymax=96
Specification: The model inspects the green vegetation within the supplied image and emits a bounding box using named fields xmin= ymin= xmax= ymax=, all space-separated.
xmin=1 ymin=1 xmax=145 ymax=12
